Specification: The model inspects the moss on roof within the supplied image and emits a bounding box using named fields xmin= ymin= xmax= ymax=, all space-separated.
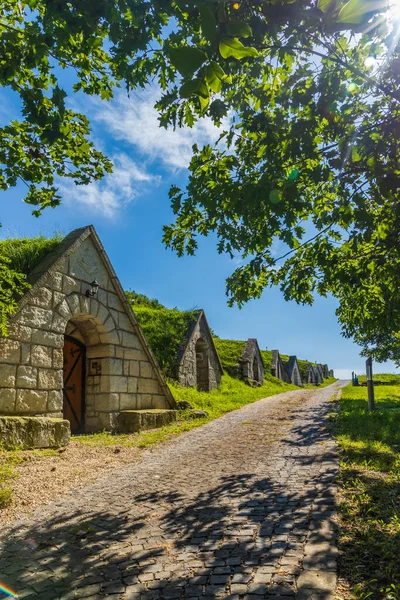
xmin=213 ymin=339 xmax=246 ymax=372
xmin=0 ymin=234 xmax=63 ymax=335
xmin=131 ymin=305 xmax=200 ymax=376
xmin=0 ymin=234 xmax=63 ymax=277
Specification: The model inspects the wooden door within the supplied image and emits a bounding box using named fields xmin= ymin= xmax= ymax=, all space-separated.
xmin=63 ymin=335 xmax=86 ymax=433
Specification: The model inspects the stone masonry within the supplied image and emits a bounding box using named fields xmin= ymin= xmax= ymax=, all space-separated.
xmin=0 ymin=227 xmax=175 ymax=432
xmin=175 ymin=311 xmax=223 ymax=392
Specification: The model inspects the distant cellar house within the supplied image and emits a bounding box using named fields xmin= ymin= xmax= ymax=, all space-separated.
xmin=173 ymin=310 xmax=223 ymax=392
xmin=239 ymin=338 xmax=265 ymax=385
xmin=0 ymin=227 xmax=176 ymax=434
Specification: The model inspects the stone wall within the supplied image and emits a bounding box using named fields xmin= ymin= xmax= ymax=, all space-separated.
xmin=0 ymin=234 xmax=173 ymax=432
xmin=177 ymin=315 xmax=222 ymax=391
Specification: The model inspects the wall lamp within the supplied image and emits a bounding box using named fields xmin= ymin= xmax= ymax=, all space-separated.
xmin=86 ymin=279 xmax=100 ymax=298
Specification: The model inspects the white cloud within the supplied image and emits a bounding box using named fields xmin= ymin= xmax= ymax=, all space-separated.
xmin=91 ymin=86 xmax=228 ymax=171
xmin=60 ymin=153 xmax=160 ymax=218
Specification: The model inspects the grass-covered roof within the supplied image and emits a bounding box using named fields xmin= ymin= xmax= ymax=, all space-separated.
xmin=127 ymin=292 xmax=200 ymax=376
xmin=0 ymin=234 xmax=63 ymax=335
xmin=0 ymin=234 xmax=63 ymax=276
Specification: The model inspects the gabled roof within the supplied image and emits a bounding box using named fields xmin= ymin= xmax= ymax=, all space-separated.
xmin=286 ymin=355 xmax=299 ymax=380
xmin=176 ymin=309 xmax=224 ymax=374
xmin=240 ymin=338 xmax=263 ymax=364
xmin=12 ymin=225 xmax=175 ymax=407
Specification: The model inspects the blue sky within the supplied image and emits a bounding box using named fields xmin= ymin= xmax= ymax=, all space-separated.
xmin=1 ymin=85 xmax=398 ymax=379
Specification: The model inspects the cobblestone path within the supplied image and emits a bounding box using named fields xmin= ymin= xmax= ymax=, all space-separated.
xmin=0 ymin=381 xmax=346 ymax=600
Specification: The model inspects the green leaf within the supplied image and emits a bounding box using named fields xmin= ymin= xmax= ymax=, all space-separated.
xmin=219 ymin=37 xmax=259 ymax=60
xmin=226 ymin=20 xmax=252 ymax=38
xmin=337 ymin=0 xmax=376 ymax=23
xmin=317 ymin=0 xmax=337 ymax=12
xmin=199 ymin=3 xmax=217 ymax=42
xmin=179 ymin=78 xmax=209 ymax=99
xmin=205 ymin=61 xmax=230 ymax=92
xmin=168 ymin=46 xmax=207 ymax=76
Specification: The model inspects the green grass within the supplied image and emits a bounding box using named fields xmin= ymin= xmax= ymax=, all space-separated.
xmin=337 ymin=379 xmax=400 ymax=599
xmin=76 ymin=373 xmax=296 ymax=448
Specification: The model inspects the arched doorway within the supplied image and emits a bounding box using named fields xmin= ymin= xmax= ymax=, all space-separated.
xmin=195 ymin=338 xmax=209 ymax=391
xmin=63 ymin=335 xmax=86 ymax=433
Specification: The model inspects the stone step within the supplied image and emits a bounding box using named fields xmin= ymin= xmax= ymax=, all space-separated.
xmin=118 ymin=409 xmax=177 ymax=433
xmin=0 ymin=416 xmax=70 ymax=449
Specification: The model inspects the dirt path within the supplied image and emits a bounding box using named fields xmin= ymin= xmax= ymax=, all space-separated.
xmin=0 ymin=381 xmax=345 ymax=600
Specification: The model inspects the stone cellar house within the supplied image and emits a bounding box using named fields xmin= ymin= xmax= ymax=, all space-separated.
xmin=285 ymin=356 xmax=303 ymax=387
xmin=133 ymin=306 xmax=223 ymax=392
xmin=239 ymin=338 xmax=265 ymax=385
xmin=0 ymin=226 xmax=176 ymax=440
xmin=270 ymin=350 xmax=291 ymax=384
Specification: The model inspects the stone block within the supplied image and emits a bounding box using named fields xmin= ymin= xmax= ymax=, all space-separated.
xmin=118 ymin=312 xmax=133 ymax=331
xmin=18 ymin=305 xmax=53 ymax=329
xmin=297 ymin=571 xmax=337 ymax=592
xmin=97 ymin=411 xmax=119 ymax=431
xmin=94 ymin=393 xmax=120 ymax=412
xmin=52 ymin=348 xmax=64 ymax=369
xmin=79 ymin=295 xmax=90 ymax=314
xmin=100 ymin=376 xmax=127 ymax=393
xmin=7 ymin=323 xmax=32 ymax=341
xmin=118 ymin=409 xmax=177 ymax=433
xmin=16 ymin=389 xmax=48 ymax=413
xmin=130 ymin=361 xmax=139 ymax=377
xmin=101 ymin=358 xmax=123 ymax=376
xmin=0 ymin=416 xmax=70 ymax=449
xmin=21 ymin=343 xmax=31 ymax=364
xmin=108 ymin=292 xmax=123 ymax=312
xmin=31 ymin=345 xmax=53 ymax=368
xmin=128 ymin=377 xmax=138 ymax=393
xmin=51 ymin=312 xmax=67 ymax=333
xmin=46 ymin=270 xmax=63 ymax=291
xmin=137 ymin=393 xmax=153 ymax=409
xmin=140 ymin=362 xmax=153 ymax=379
xmin=115 ymin=346 xmax=124 ymax=359
xmin=17 ymin=366 xmax=38 ymax=389
xmin=122 ymin=331 xmax=140 ymax=349
xmin=138 ymin=378 xmax=160 ymax=395
xmin=0 ymin=338 xmax=21 ymax=364
xmin=38 ymin=369 xmax=63 ymax=390
xmin=123 ymin=348 xmax=147 ymax=361
xmin=85 ymin=416 xmax=100 ymax=433
xmin=57 ymin=299 xmax=72 ymax=320
xmin=66 ymin=294 xmax=81 ymax=315
xmin=0 ymin=388 xmax=16 ymax=412
xmin=32 ymin=330 xmax=63 ymax=348
xmin=152 ymin=395 xmax=169 ymax=409
xmin=0 ymin=364 xmax=16 ymax=387
xmin=101 ymin=330 xmax=120 ymax=345
xmin=86 ymin=345 xmax=115 ymax=359
xmin=30 ymin=286 xmax=53 ymax=309
xmin=123 ymin=360 xmax=130 ymax=375
xmin=62 ymin=275 xmax=80 ymax=296
xmin=120 ymin=393 xmax=138 ymax=410
xmin=89 ymin=298 xmax=100 ymax=318
xmin=48 ymin=390 xmax=63 ymax=412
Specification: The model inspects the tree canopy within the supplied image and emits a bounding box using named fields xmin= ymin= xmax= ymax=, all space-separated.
xmin=2 ymin=1 xmax=400 ymax=360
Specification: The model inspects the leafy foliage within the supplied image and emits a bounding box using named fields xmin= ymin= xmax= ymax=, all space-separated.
xmin=133 ymin=305 xmax=199 ymax=375
xmin=0 ymin=234 xmax=62 ymax=334
xmin=337 ymin=380 xmax=400 ymax=598
xmin=2 ymin=1 xmax=400 ymax=358
xmin=125 ymin=289 xmax=166 ymax=310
